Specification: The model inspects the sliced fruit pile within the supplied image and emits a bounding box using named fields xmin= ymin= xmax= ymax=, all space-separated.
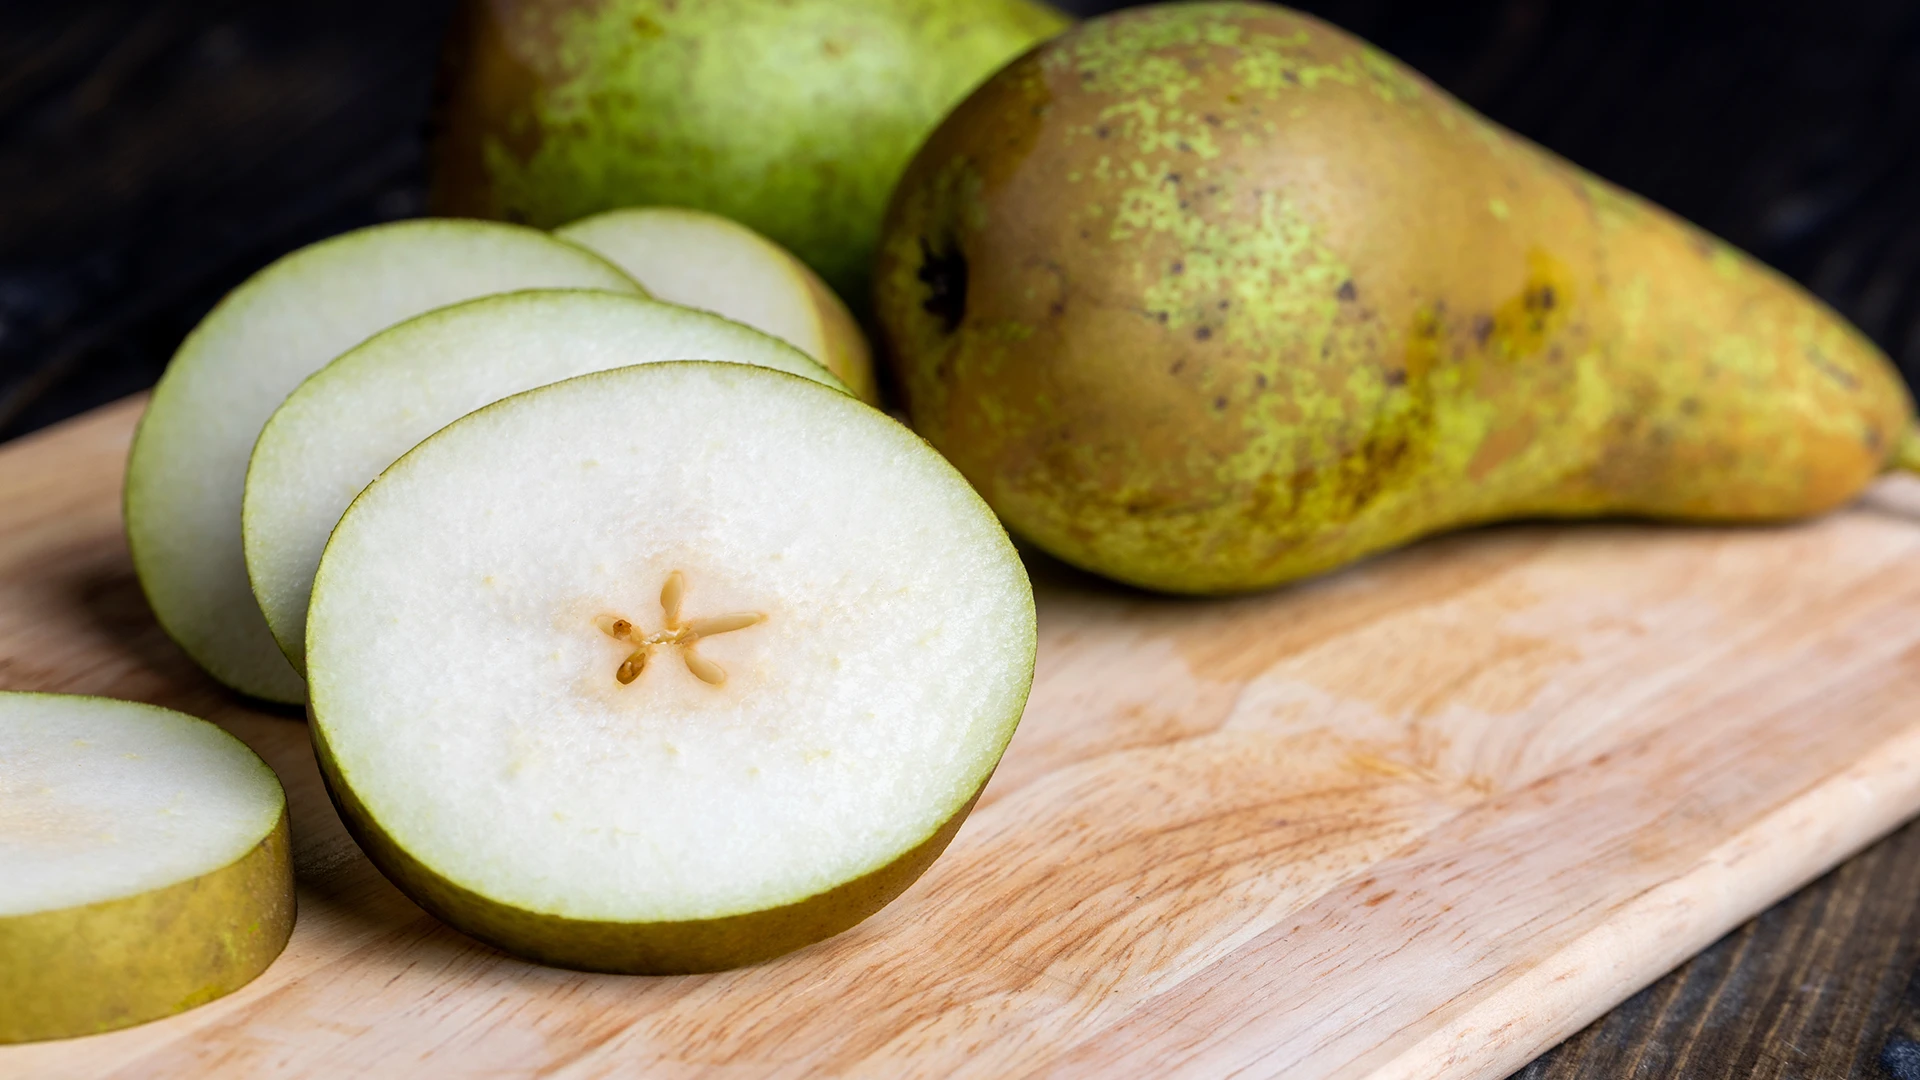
xmin=52 ymin=207 xmax=1035 ymax=1006
xmin=127 ymin=220 xmax=646 ymax=704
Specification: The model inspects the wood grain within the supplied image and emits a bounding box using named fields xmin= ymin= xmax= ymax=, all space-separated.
xmin=6 ymin=398 xmax=1920 ymax=1078
xmin=1515 ymin=812 xmax=1920 ymax=1078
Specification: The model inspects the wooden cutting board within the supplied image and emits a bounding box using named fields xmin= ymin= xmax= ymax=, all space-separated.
xmin=7 ymin=397 xmax=1920 ymax=1079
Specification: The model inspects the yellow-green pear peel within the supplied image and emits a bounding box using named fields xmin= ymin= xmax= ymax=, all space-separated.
xmin=0 ymin=693 xmax=294 ymax=1043
xmin=556 ymin=208 xmax=881 ymax=405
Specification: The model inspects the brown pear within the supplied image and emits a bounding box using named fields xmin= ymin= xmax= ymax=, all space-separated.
xmin=875 ymin=1 xmax=1915 ymax=594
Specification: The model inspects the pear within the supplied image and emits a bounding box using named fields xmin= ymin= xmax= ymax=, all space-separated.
xmin=306 ymin=363 xmax=1034 ymax=973
xmin=1 ymin=693 xmax=293 ymax=1043
xmin=245 ymin=289 xmax=844 ymax=675
xmin=428 ymin=0 xmax=1071 ymax=306
xmin=874 ymin=1 xmax=1916 ymax=594
xmin=126 ymin=219 xmax=643 ymax=704
xmin=556 ymin=208 xmax=880 ymax=404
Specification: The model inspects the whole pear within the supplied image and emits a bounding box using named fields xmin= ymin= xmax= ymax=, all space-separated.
xmin=430 ymin=0 xmax=1070 ymax=305
xmin=875 ymin=1 xmax=1916 ymax=594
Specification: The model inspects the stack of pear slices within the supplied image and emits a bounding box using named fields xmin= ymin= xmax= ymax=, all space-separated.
xmin=75 ymin=207 xmax=1033 ymax=994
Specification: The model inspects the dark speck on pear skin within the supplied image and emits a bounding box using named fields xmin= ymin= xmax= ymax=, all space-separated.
xmin=1337 ymin=280 xmax=1358 ymax=302
xmin=1195 ymin=326 xmax=1212 ymax=341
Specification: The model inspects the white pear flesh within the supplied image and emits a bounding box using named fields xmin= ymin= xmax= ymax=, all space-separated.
xmin=0 ymin=692 xmax=293 ymax=1043
xmin=245 ymin=289 xmax=844 ymax=675
xmin=125 ymin=219 xmax=643 ymax=704
xmin=306 ymin=362 xmax=1033 ymax=973
xmin=557 ymin=208 xmax=879 ymax=404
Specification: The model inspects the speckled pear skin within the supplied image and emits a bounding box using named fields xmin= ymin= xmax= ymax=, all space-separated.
xmin=874 ymin=1 xmax=1914 ymax=595
xmin=0 ymin=812 xmax=294 ymax=1044
xmin=429 ymin=0 xmax=1071 ymax=306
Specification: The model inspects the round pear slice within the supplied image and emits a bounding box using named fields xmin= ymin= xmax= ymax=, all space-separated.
xmin=556 ymin=208 xmax=879 ymax=405
xmin=307 ymin=363 xmax=1033 ymax=973
xmin=126 ymin=219 xmax=645 ymax=704
xmin=1 ymin=692 xmax=293 ymax=1043
xmin=245 ymin=289 xmax=845 ymax=676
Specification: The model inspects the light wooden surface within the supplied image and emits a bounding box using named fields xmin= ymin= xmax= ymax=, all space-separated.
xmin=6 ymin=398 xmax=1920 ymax=1079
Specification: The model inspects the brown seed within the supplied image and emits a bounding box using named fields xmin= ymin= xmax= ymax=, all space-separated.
xmin=616 ymin=650 xmax=648 ymax=685
xmin=594 ymin=615 xmax=634 ymax=639
xmin=687 ymin=612 xmax=766 ymax=637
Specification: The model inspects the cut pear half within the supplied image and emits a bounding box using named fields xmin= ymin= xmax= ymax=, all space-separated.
xmin=0 ymin=692 xmax=293 ymax=1043
xmin=126 ymin=219 xmax=644 ymax=704
xmin=557 ymin=208 xmax=879 ymax=405
xmin=307 ymin=362 xmax=1034 ymax=973
xmin=245 ymin=289 xmax=844 ymax=675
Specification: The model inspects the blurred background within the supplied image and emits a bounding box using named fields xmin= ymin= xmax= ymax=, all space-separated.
xmin=2 ymin=0 xmax=1918 ymax=445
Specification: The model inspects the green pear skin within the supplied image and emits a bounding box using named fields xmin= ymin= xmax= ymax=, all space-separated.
xmin=314 ymin=723 xmax=985 ymax=975
xmin=429 ymin=0 xmax=1071 ymax=305
xmin=1 ymin=816 xmax=292 ymax=1043
xmin=874 ymin=1 xmax=1916 ymax=594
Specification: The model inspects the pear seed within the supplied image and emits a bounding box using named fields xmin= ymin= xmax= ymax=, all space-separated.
xmin=687 ymin=612 xmax=766 ymax=637
xmin=660 ymin=570 xmax=686 ymax=628
xmin=616 ymin=651 xmax=647 ymax=685
xmin=682 ymin=650 xmax=727 ymax=686
xmin=603 ymin=574 xmax=763 ymax=687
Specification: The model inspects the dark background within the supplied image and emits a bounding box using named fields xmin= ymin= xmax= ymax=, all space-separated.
xmin=5 ymin=1 xmax=1920 ymax=1075
xmin=4 ymin=0 xmax=1920 ymax=443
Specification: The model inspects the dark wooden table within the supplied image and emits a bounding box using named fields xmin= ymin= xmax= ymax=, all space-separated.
xmin=5 ymin=1 xmax=1920 ymax=1075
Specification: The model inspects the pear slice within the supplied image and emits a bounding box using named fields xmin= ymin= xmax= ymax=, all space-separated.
xmin=126 ymin=219 xmax=644 ymax=705
xmin=307 ymin=362 xmax=1034 ymax=973
xmin=245 ymin=289 xmax=845 ymax=676
xmin=556 ymin=208 xmax=880 ymax=405
xmin=0 ymin=693 xmax=293 ymax=1043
